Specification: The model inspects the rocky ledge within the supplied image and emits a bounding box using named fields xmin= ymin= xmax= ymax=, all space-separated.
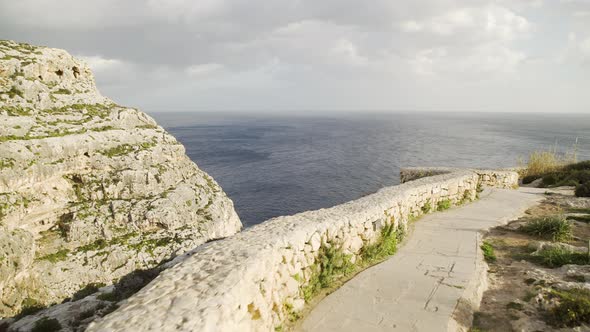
xmin=0 ymin=40 xmax=242 ymax=321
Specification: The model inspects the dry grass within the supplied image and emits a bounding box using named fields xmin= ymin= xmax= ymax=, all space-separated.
xmin=520 ymin=149 xmax=577 ymax=183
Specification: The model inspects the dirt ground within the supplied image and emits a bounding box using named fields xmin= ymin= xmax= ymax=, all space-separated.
xmin=472 ymin=187 xmax=590 ymax=332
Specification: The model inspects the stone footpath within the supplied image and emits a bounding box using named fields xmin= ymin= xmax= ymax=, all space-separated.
xmin=298 ymin=187 xmax=544 ymax=332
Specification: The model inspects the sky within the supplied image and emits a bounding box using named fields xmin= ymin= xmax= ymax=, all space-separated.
xmin=1 ymin=0 xmax=589 ymax=114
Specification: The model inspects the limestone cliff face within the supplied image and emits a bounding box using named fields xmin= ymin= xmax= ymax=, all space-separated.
xmin=0 ymin=40 xmax=242 ymax=317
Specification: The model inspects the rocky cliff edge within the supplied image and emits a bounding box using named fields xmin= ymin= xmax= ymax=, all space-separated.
xmin=0 ymin=40 xmax=242 ymax=319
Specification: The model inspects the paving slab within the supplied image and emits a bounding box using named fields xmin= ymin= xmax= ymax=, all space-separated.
xmin=298 ymin=187 xmax=545 ymax=332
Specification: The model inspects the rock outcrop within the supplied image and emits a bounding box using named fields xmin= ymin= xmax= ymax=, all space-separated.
xmin=0 ymin=40 xmax=242 ymax=318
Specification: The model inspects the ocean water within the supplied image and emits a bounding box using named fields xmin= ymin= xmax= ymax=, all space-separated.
xmin=150 ymin=112 xmax=590 ymax=227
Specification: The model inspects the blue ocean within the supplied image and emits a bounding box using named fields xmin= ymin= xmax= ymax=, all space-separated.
xmin=151 ymin=112 xmax=590 ymax=227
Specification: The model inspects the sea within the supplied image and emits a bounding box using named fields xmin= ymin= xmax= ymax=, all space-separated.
xmin=150 ymin=112 xmax=590 ymax=227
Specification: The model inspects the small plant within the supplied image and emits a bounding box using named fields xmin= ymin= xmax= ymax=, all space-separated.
xmin=531 ymin=247 xmax=589 ymax=268
xmin=476 ymin=183 xmax=484 ymax=193
xmin=32 ymin=317 xmax=62 ymax=332
xmin=37 ymin=248 xmax=70 ymax=263
xmin=547 ymin=288 xmax=590 ymax=327
xmin=576 ymin=181 xmax=590 ymax=197
xmin=460 ymin=190 xmax=472 ymax=204
xmin=421 ymin=199 xmax=432 ymax=214
xmin=302 ymin=243 xmax=355 ymax=302
xmin=14 ymin=298 xmax=45 ymax=320
xmin=519 ymin=215 xmax=572 ymax=242
xmin=437 ymin=199 xmax=452 ymax=211
xmin=481 ymin=241 xmax=496 ymax=263
xmin=360 ymin=223 xmax=398 ymax=264
xmin=53 ymin=88 xmax=72 ymax=95
xmin=72 ymin=282 xmax=106 ymax=301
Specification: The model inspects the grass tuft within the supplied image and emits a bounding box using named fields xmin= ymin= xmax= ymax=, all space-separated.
xmin=437 ymin=199 xmax=452 ymax=211
xmin=530 ymin=247 xmax=589 ymax=268
xmin=519 ymin=215 xmax=572 ymax=242
xmin=360 ymin=223 xmax=399 ymax=264
xmin=32 ymin=317 xmax=61 ymax=332
xmin=481 ymin=241 xmax=496 ymax=263
xmin=547 ymin=288 xmax=590 ymax=327
xmin=302 ymin=243 xmax=355 ymax=302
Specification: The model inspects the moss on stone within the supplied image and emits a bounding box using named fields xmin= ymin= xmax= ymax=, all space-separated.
xmin=37 ymin=248 xmax=70 ymax=263
xmin=53 ymin=88 xmax=71 ymax=95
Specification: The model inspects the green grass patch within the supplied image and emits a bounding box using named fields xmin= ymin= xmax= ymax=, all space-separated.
xmin=547 ymin=288 xmax=590 ymax=327
xmin=99 ymin=142 xmax=156 ymax=158
xmin=2 ymin=105 xmax=32 ymax=116
xmin=519 ymin=215 xmax=572 ymax=242
xmin=567 ymin=215 xmax=590 ymax=223
xmin=421 ymin=199 xmax=432 ymax=213
xmin=72 ymin=283 xmax=106 ymax=301
xmin=14 ymin=298 xmax=45 ymax=320
xmin=53 ymin=88 xmax=72 ymax=95
xmin=37 ymin=248 xmax=70 ymax=263
xmin=437 ymin=199 xmax=452 ymax=211
xmin=576 ymin=181 xmax=590 ymax=197
xmin=302 ymin=243 xmax=355 ymax=302
xmin=359 ymin=223 xmax=399 ymax=264
xmin=481 ymin=241 xmax=496 ymax=263
xmin=302 ymin=223 xmax=400 ymax=303
xmin=529 ymin=247 xmax=589 ymax=268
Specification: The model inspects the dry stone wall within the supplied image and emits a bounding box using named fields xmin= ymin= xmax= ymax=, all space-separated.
xmin=88 ymin=169 xmax=519 ymax=332
xmin=401 ymin=167 xmax=519 ymax=188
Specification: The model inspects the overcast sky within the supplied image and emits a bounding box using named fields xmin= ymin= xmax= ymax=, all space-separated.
xmin=1 ymin=0 xmax=589 ymax=113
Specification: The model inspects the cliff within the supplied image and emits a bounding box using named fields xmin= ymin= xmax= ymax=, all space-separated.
xmin=0 ymin=40 xmax=242 ymax=318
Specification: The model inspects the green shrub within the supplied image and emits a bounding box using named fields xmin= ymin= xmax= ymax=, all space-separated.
xmin=481 ymin=241 xmax=496 ymax=263
xmin=421 ymin=200 xmax=432 ymax=214
xmin=32 ymin=317 xmax=61 ymax=332
xmin=547 ymin=288 xmax=590 ymax=327
xmin=302 ymin=223 xmax=400 ymax=303
xmin=519 ymin=215 xmax=572 ymax=242
xmin=14 ymin=298 xmax=45 ymax=320
xmin=437 ymin=199 xmax=452 ymax=211
xmin=531 ymin=247 xmax=589 ymax=268
xmin=302 ymin=243 xmax=355 ymax=302
xmin=360 ymin=223 xmax=398 ymax=264
xmin=575 ymin=181 xmax=590 ymax=197
xmin=72 ymin=282 xmax=106 ymax=301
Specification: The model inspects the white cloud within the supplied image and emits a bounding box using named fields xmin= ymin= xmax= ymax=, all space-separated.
xmin=401 ymin=5 xmax=530 ymax=41
xmin=186 ymin=63 xmax=225 ymax=77
xmin=77 ymin=55 xmax=124 ymax=73
xmin=2 ymin=0 xmax=588 ymax=112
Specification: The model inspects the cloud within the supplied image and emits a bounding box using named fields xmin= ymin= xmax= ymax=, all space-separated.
xmin=77 ymin=55 xmax=124 ymax=73
xmin=186 ymin=63 xmax=225 ymax=77
xmin=0 ymin=0 xmax=588 ymax=112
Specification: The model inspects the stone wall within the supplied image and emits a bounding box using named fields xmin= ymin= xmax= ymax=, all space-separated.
xmin=401 ymin=167 xmax=519 ymax=188
xmin=88 ymin=169 xmax=519 ymax=332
